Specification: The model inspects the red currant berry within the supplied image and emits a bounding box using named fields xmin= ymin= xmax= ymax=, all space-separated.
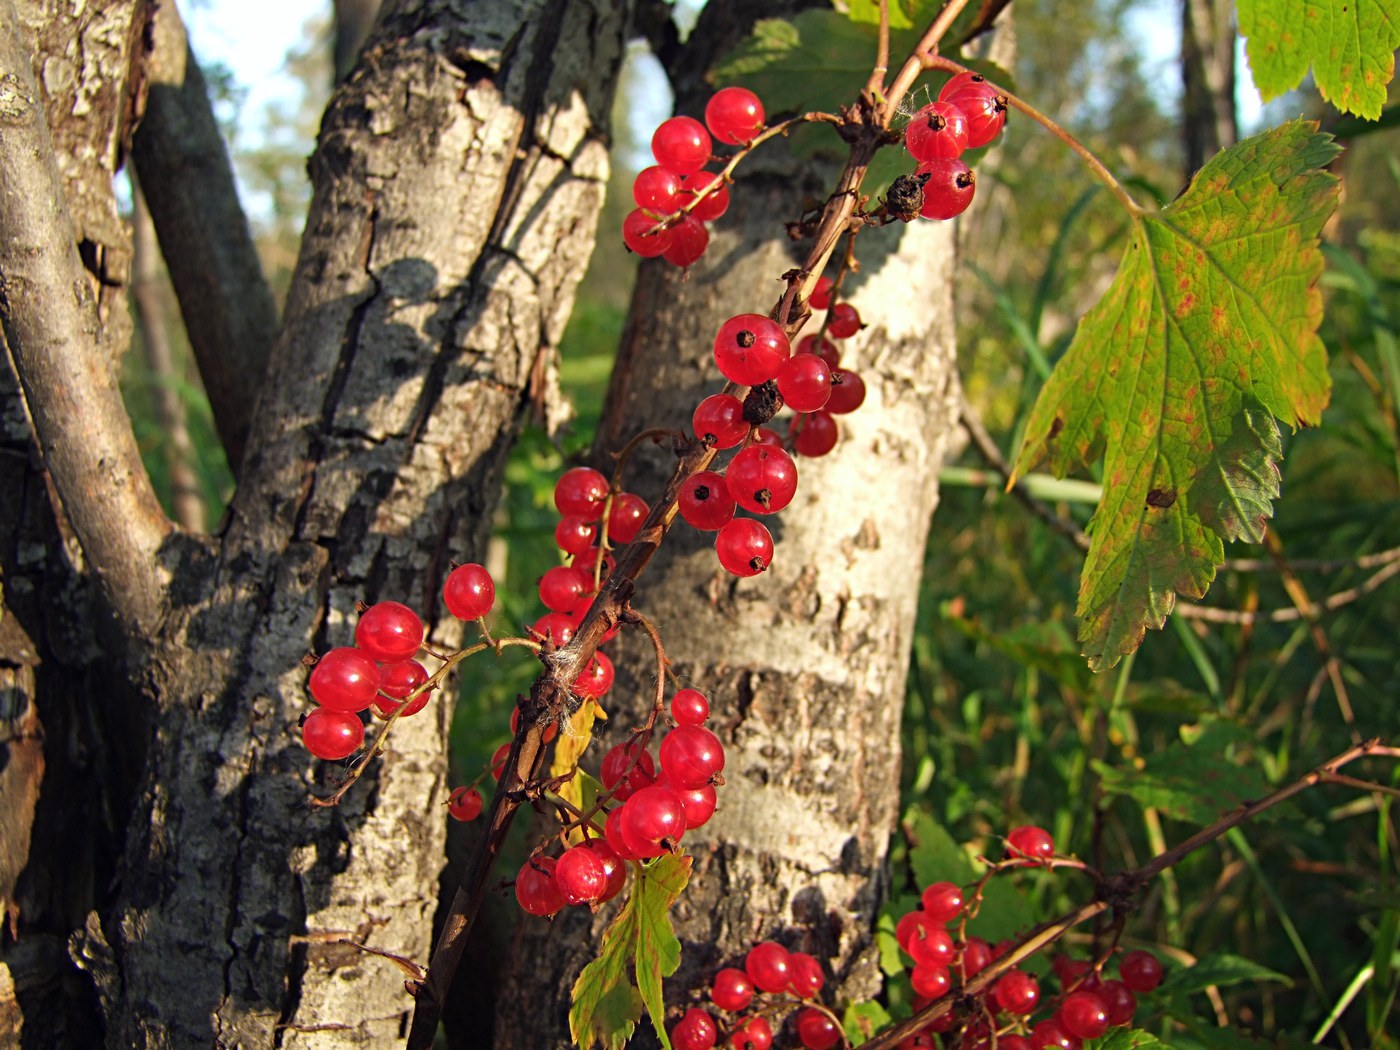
xmin=680 ymin=170 xmax=729 ymax=221
xmin=716 ymin=518 xmax=773 ymax=576
xmin=607 ymin=492 xmax=649 ymax=544
xmin=711 ymin=966 xmax=754 ymax=1011
xmin=791 ymin=412 xmax=839 ymax=457
xmin=744 ymin=941 xmax=791 ymax=994
xmin=1052 ymin=955 xmax=1094 ymax=989
xmin=938 ymin=70 xmax=986 ymax=98
xmin=693 ymin=393 xmax=749 ymax=448
xmin=573 ymin=652 xmax=615 ymax=698
xmin=531 ymin=611 xmax=575 ymax=647
xmin=354 ymin=601 xmax=424 ymax=662
xmin=730 ymin=1015 xmax=772 ymax=1050
xmin=993 ymin=970 xmax=1039 ymax=1014
xmin=1029 ymin=1019 xmax=1081 ymax=1050
xmin=725 ymin=444 xmax=798 ymax=514
xmin=826 ymin=302 xmax=862 ymax=338
xmin=674 ymin=783 xmax=717 ymax=829
xmin=622 ymin=208 xmax=674 ymax=257
xmin=1059 ymin=991 xmax=1109 ymax=1040
xmin=302 ymin=708 xmax=364 ymax=760
xmin=753 ymin=427 xmax=782 ymax=445
xmin=1097 ymin=978 xmax=1137 ymax=1025
xmin=777 ymin=353 xmax=833 ymax=412
xmin=619 ymin=784 xmax=687 ymax=846
xmin=907 ymin=923 xmax=954 ymax=969
xmin=916 ymin=158 xmax=976 ymax=219
xmin=554 ymin=515 xmax=599 ymax=556
xmin=603 ymin=807 xmax=642 ymax=860
xmin=671 ymin=688 xmax=710 ymax=725
xmin=825 ymin=370 xmax=866 ymax=414
xmin=663 ymin=214 xmax=710 ymax=268
xmin=679 ymin=470 xmax=737 ymax=530
xmin=713 ymin=314 xmax=790 ymax=387
xmin=538 ymin=565 xmax=591 ymax=612
xmin=1006 ymin=824 xmax=1055 ymax=865
xmin=904 ymin=101 xmax=970 ymax=162
xmin=809 ymin=275 xmax=835 ymax=310
xmin=443 ymin=563 xmax=494 ymax=621
xmin=515 ymin=855 xmax=566 ymax=916
xmin=940 ymin=78 xmax=1008 ymax=148
xmin=794 ymin=1007 xmax=840 ymax=1050
xmin=672 ymin=1007 xmax=718 ymax=1050
xmin=920 ymin=881 xmax=964 ymax=923
xmin=309 ymin=647 xmax=382 ymax=712
xmin=705 ymin=86 xmax=764 ymax=144
xmin=796 ymin=333 xmax=840 ymax=367
xmin=633 ymin=165 xmax=683 ymax=212
xmin=910 ymin=964 xmax=951 ymax=1000
xmin=554 ymin=466 xmax=610 ymax=519
xmin=956 ymin=937 xmax=994 ymax=979
xmin=999 ymin=1039 xmax=1032 ymax=1050
xmin=659 ymin=724 xmax=725 ymax=788
xmin=373 ymin=659 xmax=432 ymax=716
xmin=652 ymin=115 xmax=712 ymax=174
xmin=587 ymin=838 xmax=627 ymax=902
xmin=601 ymin=740 xmax=655 ymax=789
xmin=895 ymin=911 xmax=933 ymax=951
xmin=1119 ymin=949 xmax=1163 ymax=992
xmin=490 ymin=742 xmax=511 ymax=780
xmin=787 ymin=951 xmax=825 ymax=999
xmin=447 ymin=785 xmax=483 ymax=821
xmin=554 ymin=843 xmax=608 ymax=905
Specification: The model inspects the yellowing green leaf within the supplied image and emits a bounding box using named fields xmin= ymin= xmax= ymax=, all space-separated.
xmin=1239 ymin=0 xmax=1400 ymax=120
xmin=1012 ymin=121 xmax=1340 ymax=670
xmin=570 ymin=854 xmax=691 ymax=1050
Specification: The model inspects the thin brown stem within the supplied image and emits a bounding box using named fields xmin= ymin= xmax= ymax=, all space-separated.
xmin=866 ymin=0 xmax=892 ymax=99
xmin=882 ymin=0 xmax=975 ymax=123
xmin=1176 ymin=557 xmax=1400 ymax=624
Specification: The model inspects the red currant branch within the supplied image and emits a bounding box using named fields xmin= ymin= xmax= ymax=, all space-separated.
xmin=860 ymin=738 xmax=1398 ymax=1049
xmin=866 ymin=0 xmax=892 ymax=100
xmin=881 ymin=0 xmax=976 ymax=123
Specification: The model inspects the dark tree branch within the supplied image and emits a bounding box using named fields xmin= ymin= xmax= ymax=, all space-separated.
xmin=0 ymin=0 xmax=170 ymax=636
xmin=332 ymin=0 xmax=383 ymax=83
xmin=131 ymin=0 xmax=278 ymax=477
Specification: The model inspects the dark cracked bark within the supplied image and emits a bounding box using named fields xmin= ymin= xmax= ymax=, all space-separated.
xmin=494 ymin=58 xmax=964 ymax=1050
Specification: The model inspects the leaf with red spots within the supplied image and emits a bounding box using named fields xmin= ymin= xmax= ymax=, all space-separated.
xmin=1011 ymin=121 xmax=1340 ymax=670
xmin=1239 ymin=0 xmax=1400 ymax=120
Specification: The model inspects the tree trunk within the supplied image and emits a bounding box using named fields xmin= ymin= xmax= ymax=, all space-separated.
xmin=494 ymin=24 xmax=964 ymax=1050
xmin=1181 ymin=0 xmax=1237 ymax=176
xmin=3 ymin=0 xmax=629 ymax=1046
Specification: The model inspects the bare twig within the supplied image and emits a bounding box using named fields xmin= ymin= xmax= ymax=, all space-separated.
xmin=1221 ymin=544 xmax=1400 ymax=573
xmin=1175 ymin=558 xmax=1400 ymax=624
xmin=0 ymin=1 xmax=170 ymax=636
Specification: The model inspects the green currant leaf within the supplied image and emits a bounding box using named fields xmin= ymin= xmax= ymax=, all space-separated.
xmin=843 ymin=1000 xmax=893 ymax=1046
xmin=1239 ymin=0 xmax=1400 ymax=120
xmin=569 ymin=854 xmax=692 ymax=1050
xmin=711 ymin=13 xmax=882 ymax=115
xmin=1086 ymin=1030 xmax=1178 ymax=1050
xmin=1012 ymin=121 xmax=1340 ymax=670
xmin=1159 ymin=952 xmax=1291 ymax=996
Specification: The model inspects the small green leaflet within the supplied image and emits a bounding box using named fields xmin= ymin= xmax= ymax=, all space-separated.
xmin=1012 ymin=121 xmax=1340 ymax=670
xmin=842 ymin=1000 xmax=893 ymax=1046
xmin=569 ymin=854 xmax=691 ymax=1050
xmin=1086 ymin=1030 xmax=1178 ymax=1050
xmin=1239 ymin=0 xmax=1400 ymax=120
xmin=1158 ymin=952 xmax=1290 ymax=997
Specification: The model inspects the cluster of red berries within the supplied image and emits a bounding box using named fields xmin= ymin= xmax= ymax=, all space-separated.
xmin=299 ymin=560 xmax=492 ymax=759
xmin=672 ymin=939 xmax=839 ymax=1050
xmin=903 ymin=71 xmax=1009 ymax=221
xmin=893 ymin=827 xmax=1165 ymax=1049
xmin=623 ymin=87 xmax=765 ymax=267
xmin=512 ymin=687 xmax=725 ymax=916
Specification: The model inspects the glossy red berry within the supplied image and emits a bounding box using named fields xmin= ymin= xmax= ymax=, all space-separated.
xmin=680 ymin=170 xmax=729 ymax=221
xmin=905 ymin=101 xmax=970 ymax=161
xmin=776 ymin=353 xmax=833 ymax=412
xmin=659 ymin=724 xmax=725 ymax=788
xmin=672 ymin=1007 xmax=718 ymax=1050
xmin=601 ymin=740 xmax=655 ymax=789
xmin=826 ymin=302 xmax=862 ymax=338
xmin=679 ymin=470 xmax=737 ymax=530
xmin=622 ymin=208 xmax=673 ymax=257
xmin=373 ymin=659 xmax=431 ymax=716
xmin=538 ymin=565 xmax=591 ymax=612
xmin=714 ymin=314 xmax=790 ymax=387
xmin=1097 ymin=978 xmax=1138 ymax=1025
xmin=671 ymin=688 xmax=710 ymax=725
xmin=795 ymin=1007 xmax=840 ymax=1049
xmin=787 ymin=951 xmax=825 ymax=999
xmin=1006 ymin=824 xmax=1055 ymax=865
xmin=895 ymin=911 xmax=933 ymax=951
xmin=302 ymin=708 xmax=364 ymax=760
xmin=910 ymin=964 xmax=951 ymax=1000
xmin=587 ymin=839 xmax=627 ymax=902
xmin=744 ymin=940 xmax=791 ymax=994
xmin=730 ymin=1015 xmax=772 ymax=1050
xmin=940 ymin=76 xmax=1008 ymax=147
xmin=1059 ymin=991 xmax=1110 ymax=1040
xmin=554 ymin=467 xmax=610 ymax=519
xmin=354 ymin=601 xmax=424 ymax=662
xmin=663 ymin=215 xmax=710 ymax=268
xmin=555 ymin=515 xmax=599 ymax=556
xmin=920 ymin=881 xmax=964 ymax=922
xmin=999 ymin=1039 xmax=1032 ymax=1050
xmin=619 ymin=784 xmax=687 ymax=847
xmin=607 ymin=492 xmax=649 ymax=544
xmin=715 ymin=518 xmax=772 ymax=576
xmin=791 ymin=412 xmax=838 ymax=457
xmin=725 ymin=445 xmax=798 ymax=514
xmin=917 ymin=158 xmax=976 ymax=219
xmin=447 ymin=786 xmax=483 ymax=821
xmin=309 ymin=647 xmax=382 ymax=712
xmin=993 ymin=969 xmax=1040 ymax=1014
xmin=906 ymin=922 xmax=954 ymax=969
xmin=956 ymin=936 xmax=994 ymax=979
xmin=443 ymin=563 xmax=495 ymax=621
xmin=1119 ymin=949 xmax=1163 ymax=992
xmin=711 ymin=966 xmax=754 ymax=1011
xmin=555 ymin=843 xmax=608 ymax=905
xmin=826 ymin=370 xmax=866 ymax=414
xmin=753 ymin=427 xmax=782 ymax=445
xmin=633 ymin=165 xmax=683 ymax=212
xmin=1029 ymin=1019 xmax=1081 ymax=1050
xmin=674 ymin=784 xmax=717 ymax=828
xmin=573 ymin=652 xmax=614 ymax=698
xmin=693 ymin=394 xmax=749 ymax=448
xmin=705 ymin=86 xmax=764 ymax=144
xmin=796 ymin=332 xmax=839 ymax=366
xmin=809 ymin=275 xmax=835 ymax=310
xmin=515 ymin=855 xmax=565 ymax=917
xmin=490 ymin=741 xmax=511 ymax=780
xmin=531 ymin=611 xmax=575 ymax=647
xmin=652 ymin=115 xmax=712 ymax=174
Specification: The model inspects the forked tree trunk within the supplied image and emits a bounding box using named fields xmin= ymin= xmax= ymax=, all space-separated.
xmin=1 ymin=0 xmax=629 ymax=1046
xmin=494 ymin=33 xmax=964 ymax=1050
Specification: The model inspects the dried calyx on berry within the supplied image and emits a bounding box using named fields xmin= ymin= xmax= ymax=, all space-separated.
xmin=885 ymin=171 xmax=932 ymax=223
xmin=743 ymin=380 xmax=782 ymax=425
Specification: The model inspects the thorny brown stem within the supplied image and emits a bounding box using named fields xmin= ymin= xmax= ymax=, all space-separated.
xmin=861 ymin=739 xmax=1399 ymax=1049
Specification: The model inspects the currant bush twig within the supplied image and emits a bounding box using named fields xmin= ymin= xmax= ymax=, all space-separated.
xmin=1176 ymin=557 xmax=1400 ymax=623
xmin=861 ymin=739 xmax=1399 ymax=1048
xmin=882 ymin=0 xmax=975 ymax=123
xmin=866 ymin=0 xmax=892 ymax=100
xmin=624 ymin=606 xmax=672 ymax=720
xmin=922 ymin=55 xmax=1144 ymax=217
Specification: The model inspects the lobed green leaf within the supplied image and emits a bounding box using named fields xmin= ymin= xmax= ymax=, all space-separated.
xmin=1158 ymin=952 xmax=1291 ymax=996
xmin=1012 ymin=121 xmax=1341 ymax=669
